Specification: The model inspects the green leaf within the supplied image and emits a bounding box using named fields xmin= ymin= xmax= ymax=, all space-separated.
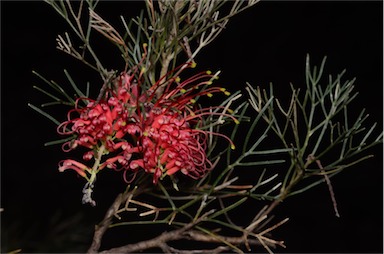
xmin=44 ymin=136 xmax=75 ymax=146
xmin=64 ymin=69 xmax=87 ymax=98
xmin=28 ymin=103 xmax=61 ymax=126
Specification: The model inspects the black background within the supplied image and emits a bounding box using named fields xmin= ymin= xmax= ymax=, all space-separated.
xmin=1 ymin=1 xmax=383 ymax=253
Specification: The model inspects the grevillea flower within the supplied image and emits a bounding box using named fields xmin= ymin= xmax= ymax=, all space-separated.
xmin=132 ymin=109 xmax=213 ymax=184
xmin=57 ymin=61 xmax=237 ymax=195
xmin=57 ymin=72 xmax=141 ymax=153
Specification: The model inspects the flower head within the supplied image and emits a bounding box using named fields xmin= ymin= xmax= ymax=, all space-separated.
xmin=133 ymin=108 xmax=213 ymax=184
xmin=57 ymin=62 xmax=237 ymax=188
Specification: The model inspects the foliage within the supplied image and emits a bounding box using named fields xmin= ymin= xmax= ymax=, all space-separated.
xmin=27 ymin=0 xmax=382 ymax=253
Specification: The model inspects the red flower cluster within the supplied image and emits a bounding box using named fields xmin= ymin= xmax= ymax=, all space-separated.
xmin=58 ymin=65 xmax=236 ymax=185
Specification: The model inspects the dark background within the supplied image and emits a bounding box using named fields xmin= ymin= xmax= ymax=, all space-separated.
xmin=1 ymin=1 xmax=383 ymax=253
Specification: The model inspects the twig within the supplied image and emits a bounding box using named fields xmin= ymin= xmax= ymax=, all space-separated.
xmin=87 ymin=185 xmax=148 ymax=253
xmin=87 ymin=193 xmax=123 ymax=253
xmin=308 ymin=154 xmax=340 ymax=217
xmin=168 ymin=245 xmax=230 ymax=254
xmin=98 ymin=211 xmax=214 ymax=253
xmin=98 ymin=227 xmax=269 ymax=254
xmin=95 ymin=71 xmax=117 ymax=104
xmin=185 ymin=230 xmax=266 ymax=247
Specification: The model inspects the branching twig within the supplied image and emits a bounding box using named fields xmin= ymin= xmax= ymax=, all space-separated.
xmin=307 ymin=154 xmax=340 ymax=217
xmin=98 ymin=210 xmax=214 ymax=253
xmin=97 ymin=226 xmax=274 ymax=254
xmin=87 ymin=185 xmax=149 ymax=253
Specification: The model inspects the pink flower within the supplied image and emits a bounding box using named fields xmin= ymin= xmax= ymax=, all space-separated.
xmin=58 ymin=159 xmax=91 ymax=178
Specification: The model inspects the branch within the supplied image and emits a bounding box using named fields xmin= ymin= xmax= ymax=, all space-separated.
xmin=185 ymin=230 xmax=271 ymax=248
xmin=98 ymin=211 xmax=214 ymax=253
xmin=87 ymin=185 xmax=148 ymax=253
xmin=97 ymin=224 xmax=275 ymax=254
xmin=166 ymin=246 xmax=230 ymax=254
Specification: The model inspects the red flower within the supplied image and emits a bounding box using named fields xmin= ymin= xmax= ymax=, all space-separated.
xmin=57 ymin=63 xmax=237 ymax=186
xmin=133 ymin=109 xmax=213 ymax=184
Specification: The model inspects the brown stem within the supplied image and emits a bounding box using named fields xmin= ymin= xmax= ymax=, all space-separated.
xmin=185 ymin=230 xmax=267 ymax=247
xmin=98 ymin=224 xmax=269 ymax=254
xmin=87 ymin=182 xmax=284 ymax=253
xmin=95 ymin=71 xmax=116 ymax=104
xmin=308 ymin=154 xmax=340 ymax=217
xmin=87 ymin=193 xmax=123 ymax=253
xmin=87 ymin=185 xmax=148 ymax=253
xmin=98 ymin=211 xmax=213 ymax=253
